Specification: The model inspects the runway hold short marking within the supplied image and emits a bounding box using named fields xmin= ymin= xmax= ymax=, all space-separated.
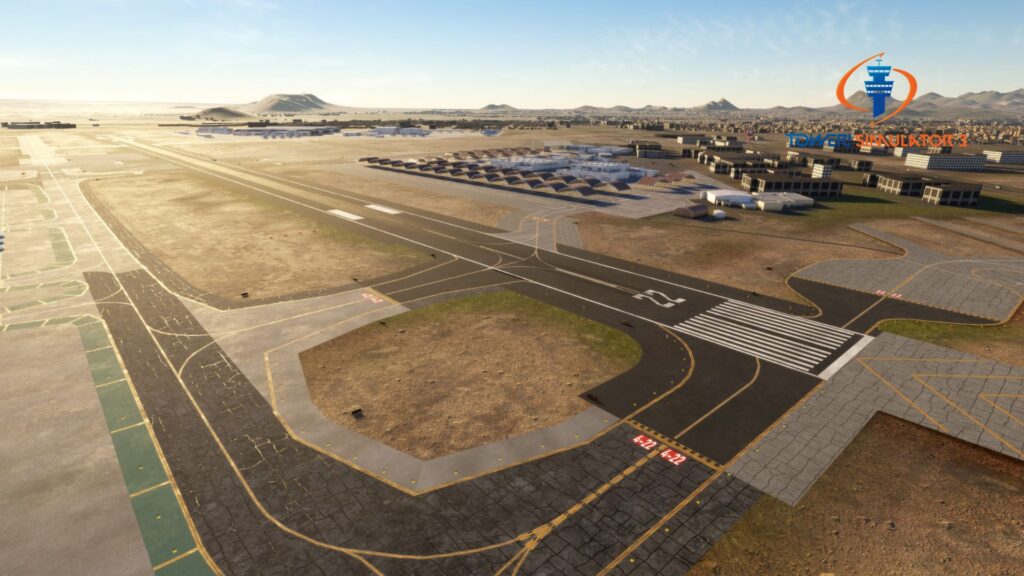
xmin=633 ymin=435 xmax=658 ymax=451
xmin=328 ymin=209 xmax=363 ymax=220
xmin=660 ymin=449 xmax=687 ymax=466
xmin=365 ymin=204 xmax=401 ymax=215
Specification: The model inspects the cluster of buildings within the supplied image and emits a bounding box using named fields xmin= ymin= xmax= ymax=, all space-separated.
xmin=488 ymin=145 xmax=658 ymax=183
xmin=343 ymin=126 xmax=431 ymax=137
xmin=1 ymin=121 xmax=76 ymax=129
xmin=873 ymin=174 xmax=982 ymax=207
xmin=358 ymin=144 xmax=681 ymax=205
xmin=195 ymin=125 xmax=340 ymax=138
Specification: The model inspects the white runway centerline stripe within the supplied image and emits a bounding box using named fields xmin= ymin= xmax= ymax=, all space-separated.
xmin=365 ymin=204 xmax=401 ymax=215
xmin=328 ymin=209 xmax=363 ymax=221
xmin=674 ymin=301 xmax=859 ymax=374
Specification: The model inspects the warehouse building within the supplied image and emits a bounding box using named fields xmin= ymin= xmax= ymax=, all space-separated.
xmin=893 ymin=146 xmax=926 ymax=157
xmin=849 ymin=158 xmax=874 ymax=171
xmin=741 ymin=174 xmax=842 ymax=197
xmin=754 ymin=192 xmax=815 ymax=212
xmin=807 ymin=154 xmax=841 ymax=169
xmin=811 ymin=164 xmax=833 ymax=179
xmin=922 ymin=182 xmax=983 ymax=207
xmin=876 ymin=174 xmax=948 ymax=196
xmin=983 ymin=149 xmax=1024 ymax=165
xmin=904 ymin=153 xmax=985 ymax=172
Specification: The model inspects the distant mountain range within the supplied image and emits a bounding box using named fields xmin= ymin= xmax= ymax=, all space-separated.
xmin=471 ymin=91 xmax=1024 ymax=119
xmin=195 ymin=89 xmax=1024 ymax=120
xmin=801 ymin=89 xmax=1024 ymax=119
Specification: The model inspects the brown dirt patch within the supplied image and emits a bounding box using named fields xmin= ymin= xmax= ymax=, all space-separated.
xmin=85 ymin=169 xmax=427 ymax=302
xmin=268 ymin=163 xmax=515 ymax=227
xmin=299 ymin=290 xmax=641 ymax=460
xmin=870 ymin=218 xmax=1021 ymax=258
xmin=576 ymin=212 xmax=897 ymax=303
xmin=691 ymin=413 xmax=1024 ymax=576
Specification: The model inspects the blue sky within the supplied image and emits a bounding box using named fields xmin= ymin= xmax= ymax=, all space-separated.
xmin=2 ymin=0 xmax=1021 ymax=107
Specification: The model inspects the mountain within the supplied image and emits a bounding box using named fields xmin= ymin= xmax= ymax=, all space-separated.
xmin=197 ymin=106 xmax=249 ymax=120
xmin=481 ymin=103 xmax=516 ymax=111
xmin=693 ymin=98 xmax=739 ymax=112
xmin=241 ymin=93 xmax=340 ymax=114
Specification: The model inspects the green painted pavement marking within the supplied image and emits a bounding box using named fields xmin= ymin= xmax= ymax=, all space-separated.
xmin=47 ymin=228 xmax=74 ymax=265
xmin=130 ymin=484 xmax=196 ymax=568
xmin=44 ymin=316 xmax=79 ymax=325
xmin=79 ymin=321 xmax=111 ymax=351
xmin=97 ymin=380 xmax=143 ymax=432
xmin=111 ymin=425 xmax=167 ymax=494
xmin=86 ymin=346 xmax=123 ymax=385
xmin=155 ymin=550 xmax=216 ymax=576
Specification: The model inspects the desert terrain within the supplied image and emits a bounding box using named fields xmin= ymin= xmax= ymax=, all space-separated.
xmin=299 ymin=290 xmax=641 ymax=460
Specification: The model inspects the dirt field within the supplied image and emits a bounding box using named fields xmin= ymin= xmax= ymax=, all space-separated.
xmin=86 ymin=169 xmax=428 ymax=302
xmin=267 ymin=162 xmax=515 ymax=227
xmin=299 ymin=290 xmax=642 ymax=460
xmin=576 ymin=210 xmax=898 ymax=303
xmin=869 ymin=217 xmax=1022 ymax=258
xmin=691 ymin=413 xmax=1024 ymax=576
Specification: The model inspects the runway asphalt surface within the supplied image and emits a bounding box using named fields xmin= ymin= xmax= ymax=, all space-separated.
xmin=80 ymin=136 xmax=995 ymax=574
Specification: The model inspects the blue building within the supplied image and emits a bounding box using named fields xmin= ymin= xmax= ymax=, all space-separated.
xmin=864 ymin=58 xmax=894 ymax=118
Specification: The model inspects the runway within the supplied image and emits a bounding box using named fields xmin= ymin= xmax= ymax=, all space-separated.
xmin=59 ymin=135 xmax=994 ymax=574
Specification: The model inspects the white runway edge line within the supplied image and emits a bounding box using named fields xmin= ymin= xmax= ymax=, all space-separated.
xmin=673 ymin=301 xmax=862 ymax=374
xmin=328 ymin=209 xmax=363 ymax=221
xmin=365 ymin=204 xmax=402 ymax=215
xmin=817 ymin=334 xmax=875 ymax=381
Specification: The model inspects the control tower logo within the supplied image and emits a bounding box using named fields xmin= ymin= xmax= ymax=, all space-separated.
xmin=836 ymin=51 xmax=917 ymax=125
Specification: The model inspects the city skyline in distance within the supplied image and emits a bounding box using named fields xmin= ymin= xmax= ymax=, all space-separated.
xmin=2 ymin=0 xmax=1022 ymax=109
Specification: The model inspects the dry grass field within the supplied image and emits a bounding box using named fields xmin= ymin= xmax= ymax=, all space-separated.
xmin=576 ymin=209 xmax=898 ymax=303
xmin=299 ymin=290 xmax=641 ymax=460
xmin=690 ymin=413 xmax=1024 ymax=576
xmin=85 ymin=168 xmax=428 ymax=302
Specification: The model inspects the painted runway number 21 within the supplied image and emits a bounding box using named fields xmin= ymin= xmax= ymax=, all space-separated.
xmin=633 ymin=289 xmax=686 ymax=309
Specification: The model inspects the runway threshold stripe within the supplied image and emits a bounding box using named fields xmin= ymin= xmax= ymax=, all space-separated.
xmin=683 ymin=316 xmax=827 ymax=364
xmin=715 ymin=301 xmax=852 ymax=339
xmin=720 ymin=300 xmax=857 ymax=337
xmin=328 ymin=209 xmax=363 ymax=220
xmin=671 ymin=324 xmax=816 ymax=372
xmin=365 ymin=204 xmax=402 ymax=215
xmin=685 ymin=316 xmax=829 ymax=363
xmin=709 ymin=307 xmax=850 ymax=347
xmin=717 ymin=304 xmax=855 ymax=342
xmin=689 ymin=314 xmax=833 ymax=358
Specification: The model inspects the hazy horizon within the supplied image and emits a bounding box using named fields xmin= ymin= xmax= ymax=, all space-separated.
xmin=3 ymin=0 xmax=1022 ymax=109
